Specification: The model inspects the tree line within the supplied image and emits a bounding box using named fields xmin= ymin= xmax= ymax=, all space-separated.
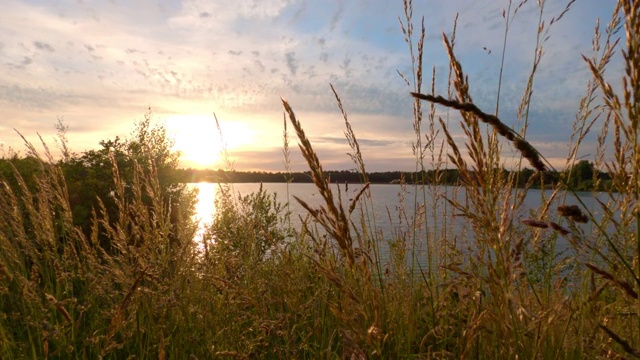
xmin=174 ymin=160 xmax=611 ymax=191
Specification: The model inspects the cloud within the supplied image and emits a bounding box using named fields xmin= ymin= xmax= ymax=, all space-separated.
xmin=316 ymin=136 xmax=399 ymax=147
xmin=329 ymin=2 xmax=345 ymax=32
xmin=33 ymin=41 xmax=55 ymax=52
xmin=0 ymin=84 xmax=63 ymax=110
xmin=0 ymin=0 xmax=618 ymax=170
xmin=285 ymin=51 xmax=297 ymax=76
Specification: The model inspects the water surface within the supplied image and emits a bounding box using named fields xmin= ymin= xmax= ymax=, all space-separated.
xmin=188 ymin=182 xmax=617 ymax=256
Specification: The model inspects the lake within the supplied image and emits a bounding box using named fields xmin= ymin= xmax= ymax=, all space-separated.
xmin=188 ymin=182 xmax=613 ymax=258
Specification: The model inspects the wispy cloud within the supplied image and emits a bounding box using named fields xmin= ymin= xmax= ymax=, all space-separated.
xmin=0 ymin=0 xmax=617 ymax=170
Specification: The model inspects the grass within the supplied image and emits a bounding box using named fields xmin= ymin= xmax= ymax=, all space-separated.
xmin=0 ymin=0 xmax=638 ymax=358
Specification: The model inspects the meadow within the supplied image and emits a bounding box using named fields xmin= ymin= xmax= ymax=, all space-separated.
xmin=0 ymin=0 xmax=638 ymax=358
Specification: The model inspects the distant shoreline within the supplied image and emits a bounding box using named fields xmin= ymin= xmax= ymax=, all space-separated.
xmin=174 ymin=164 xmax=611 ymax=192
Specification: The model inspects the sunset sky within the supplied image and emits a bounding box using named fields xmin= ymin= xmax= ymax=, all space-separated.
xmin=0 ymin=0 xmax=619 ymax=172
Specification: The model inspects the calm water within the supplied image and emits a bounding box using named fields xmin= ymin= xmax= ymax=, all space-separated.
xmin=188 ymin=182 xmax=613 ymax=254
xmin=189 ymin=182 xmax=459 ymax=240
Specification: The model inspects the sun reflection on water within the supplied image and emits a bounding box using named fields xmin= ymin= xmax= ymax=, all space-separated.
xmin=190 ymin=183 xmax=219 ymax=242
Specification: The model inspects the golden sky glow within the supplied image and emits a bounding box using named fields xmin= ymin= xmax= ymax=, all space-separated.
xmin=0 ymin=0 xmax=619 ymax=171
xmin=165 ymin=114 xmax=258 ymax=169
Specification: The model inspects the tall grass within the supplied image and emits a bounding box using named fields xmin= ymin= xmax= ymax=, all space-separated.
xmin=0 ymin=0 xmax=637 ymax=358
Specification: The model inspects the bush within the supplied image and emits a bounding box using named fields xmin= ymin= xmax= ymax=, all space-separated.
xmin=204 ymin=184 xmax=292 ymax=277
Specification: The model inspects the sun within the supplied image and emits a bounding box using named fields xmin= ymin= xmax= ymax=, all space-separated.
xmin=165 ymin=114 xmax=258 ymax=169
xmin=165 ymin=115 xmax=223 ymax=168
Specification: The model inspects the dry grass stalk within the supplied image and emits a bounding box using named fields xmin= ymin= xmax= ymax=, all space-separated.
xmin=557 ymin=204 xmax=589 ymax=223
xmin=281 ymin=97 xmax=356 ymax=267
xmin=282 ymin=112 xmax=292 ymax=182
xmin=331 ymin=84 xmax=367 ymax=181
xmin=213 ymin=351 xmax=250 ymax=359
xmin=411 ymin=92 xmax=546 ymax=171
xmin=108 ymin=266 xmax=148 ymax=338
xmin=585 ymin=263 xmax=638 ymax=300
xmin=598 ymin=323 xmax=640 ymax=359
xmin=1 ymin=1 xmax=638 ymax=358
xmin=45 ymin=293 xmax=72 ymax=324
xmin=349 ymin=183 xmax=370 ymax=215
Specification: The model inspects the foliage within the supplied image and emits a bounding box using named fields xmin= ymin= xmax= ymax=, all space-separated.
xmin=0 ymin=155 xmax=42 ymax=191
xmin=60 ymin=111 xmax=194 ymax=250
xmin=0 ymin=0 xmax=638 ymax=358
xmin=204 ymin=183 xmax=293 ymax=275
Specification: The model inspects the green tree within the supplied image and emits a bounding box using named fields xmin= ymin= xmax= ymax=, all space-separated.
xmin=0 ymin=154 xmax=42 ymax=191
xmin=205 ymin=184 xmax=292 ymax=279
xmin=566 ymin=160 xmax=595 ymax=191
xmin=60 ymin=111 xmax=196 ymax=251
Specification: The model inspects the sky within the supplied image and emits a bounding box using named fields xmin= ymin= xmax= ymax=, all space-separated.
xmin=0 ymin=0 xmax=620 ymax=172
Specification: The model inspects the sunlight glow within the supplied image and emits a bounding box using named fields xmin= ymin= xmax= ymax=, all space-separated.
xmin=190 ymin=183 xmax=218 ymax=243
xmin=165 ymin=114 xmax=256 ymax=169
